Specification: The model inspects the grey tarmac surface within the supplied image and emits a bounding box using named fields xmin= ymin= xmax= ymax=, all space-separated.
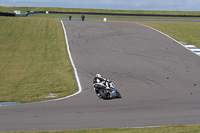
xmin=1 ymin=21 xmax=200 ymax=131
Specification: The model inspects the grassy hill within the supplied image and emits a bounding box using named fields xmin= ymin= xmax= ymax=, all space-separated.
xmin=0 ymin=17 xmax=77 ymax=103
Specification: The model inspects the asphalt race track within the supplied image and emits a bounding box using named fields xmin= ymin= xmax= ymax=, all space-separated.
xmin=1 ymin=21 xmax=200 ymax=131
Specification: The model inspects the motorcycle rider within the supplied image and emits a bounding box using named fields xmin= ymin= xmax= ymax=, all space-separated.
xmin=93 ymin=74 xmax=110 ymax=97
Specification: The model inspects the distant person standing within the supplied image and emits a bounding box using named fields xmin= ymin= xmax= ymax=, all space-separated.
xmin=69 ymin=14 xmax=72 ymax=21
xmin=81 ymin=14 xmax=85 ymax=21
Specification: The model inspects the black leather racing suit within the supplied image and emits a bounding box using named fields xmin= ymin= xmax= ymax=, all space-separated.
xmin=93 ymin=77 xmax=109 ymax=96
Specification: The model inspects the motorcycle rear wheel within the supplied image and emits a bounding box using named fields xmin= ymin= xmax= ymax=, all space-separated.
xmin=99 ymin=89 xmax=111 ymax=100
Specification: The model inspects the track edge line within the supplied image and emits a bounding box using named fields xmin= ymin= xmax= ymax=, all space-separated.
xmin=0 ymin=20 xmax=82 ymax=107
xmin=135 ymin=23 xmax=199 ymax=56
xmin=41 ymin=20 xmax=83 ymax=102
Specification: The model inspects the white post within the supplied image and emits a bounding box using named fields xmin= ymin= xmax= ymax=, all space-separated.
xmin=103 ymin=18 xmax=107 ymax=22
xmin=14 ymin=10 xmax=21 ymax=14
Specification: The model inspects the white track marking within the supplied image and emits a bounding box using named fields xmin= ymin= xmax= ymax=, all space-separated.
xmin=39 ymin=20 xmax=83 ymax=102
xmin=184 ymin=45 xmax=200 ymax=56
xmin=0 ymin=20 xmax=82 ymax=107
xmin=136 ymin=23 xmax=200 ymax=56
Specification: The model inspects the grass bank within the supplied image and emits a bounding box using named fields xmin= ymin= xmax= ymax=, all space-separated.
xmin=1 ymin=125 xmax=200 ymax=133
xmin=0 ymin=17 xmax=77 ymax=103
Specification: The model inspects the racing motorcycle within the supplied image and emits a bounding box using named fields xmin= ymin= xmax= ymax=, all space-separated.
xmin=93 ymin=80 xmax=121 ymax=99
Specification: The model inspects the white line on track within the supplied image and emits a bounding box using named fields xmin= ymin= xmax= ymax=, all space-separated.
xmin=39 ymin=20 xmax=83 ymax=102
xmin=136 ymin=23 xmax=200 ymax=57
xmin=37 ymin=20 xmax=83 ymax=102
xmin=0 ymin=20 xmax=82 ymax=107
xmin=184 ymin=45 xmax=200 ymax=56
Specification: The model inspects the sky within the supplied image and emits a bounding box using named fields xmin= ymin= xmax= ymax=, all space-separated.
xmin=1 ymin=0 xmax=200 ymax=11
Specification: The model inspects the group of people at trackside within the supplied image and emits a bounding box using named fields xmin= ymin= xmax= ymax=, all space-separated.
xmin=68 ymin=14 xmax=85 ymax=21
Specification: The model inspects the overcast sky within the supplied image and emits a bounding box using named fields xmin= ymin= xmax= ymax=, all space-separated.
xmin=1 ymin=0 xmax=200 ymax=11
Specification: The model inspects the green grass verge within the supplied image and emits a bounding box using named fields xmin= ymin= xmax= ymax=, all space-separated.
xmin=0 ymin=16 xmax=78 ymax=103
xmin=1 ymin=125 xmax=200 ymax=133
xmin=98 ymin=20 xmax=200 ymax=48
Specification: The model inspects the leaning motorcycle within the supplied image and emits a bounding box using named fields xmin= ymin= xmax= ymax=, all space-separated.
xmin=93 ymin=80 xmax=121 ymax=99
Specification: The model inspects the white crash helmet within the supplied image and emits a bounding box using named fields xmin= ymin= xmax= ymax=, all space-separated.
xmin=96 ymin=74 xmax=102 ymax=78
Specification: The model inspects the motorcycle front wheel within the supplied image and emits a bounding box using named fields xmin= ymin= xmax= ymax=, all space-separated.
xmin=116 ymin=90 xmax=121 ymax=98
